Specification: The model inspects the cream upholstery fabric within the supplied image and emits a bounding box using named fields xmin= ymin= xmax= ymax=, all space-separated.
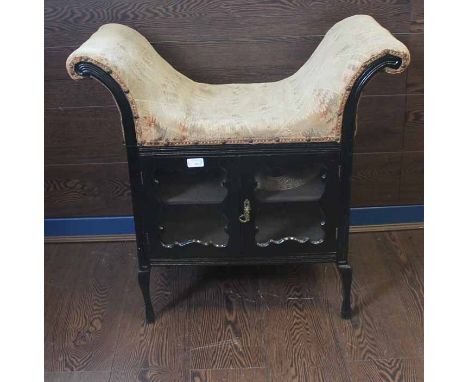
xmin=67 ymin=15 xmax=410 ymax=146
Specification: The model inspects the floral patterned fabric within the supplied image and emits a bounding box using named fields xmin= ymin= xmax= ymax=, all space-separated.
xmin=67 ymin=15 xmax=410 ymax=146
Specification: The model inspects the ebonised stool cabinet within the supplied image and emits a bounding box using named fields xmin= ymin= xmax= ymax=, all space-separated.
xmin=66 ymin=16 xmax=410 ymax=323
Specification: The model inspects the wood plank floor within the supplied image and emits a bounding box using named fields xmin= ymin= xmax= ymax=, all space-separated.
xmin=45 ymin=230 xmax=423 ymax=382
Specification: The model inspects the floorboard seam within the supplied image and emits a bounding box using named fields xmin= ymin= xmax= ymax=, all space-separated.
xmin=257 ymin=270 xmax=272 ymax=382
xmin=325 ymin=296 xmax=353 ymax=382
xmin=347 ymin=356 xmax=424 ymax=363
xmin=108 ymin=248 xmax=134 ymax=377
xmin=189 ymin=367 xmax=267 ymax=371
xmin=314 ymin=264 xmax=352 ymax=380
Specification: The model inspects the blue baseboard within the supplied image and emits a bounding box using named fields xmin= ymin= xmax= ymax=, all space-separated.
xmin=45 ymin=205 xmax=423 ymax=237
xmin=349 ymin=205 xmax=423 ymax=226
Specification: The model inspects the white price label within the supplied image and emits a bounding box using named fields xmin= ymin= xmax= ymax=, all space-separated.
xmin=187 ymin=158 xmax=204 ymax=168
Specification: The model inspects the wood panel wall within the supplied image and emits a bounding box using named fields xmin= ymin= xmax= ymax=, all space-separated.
xmin=45 ymin=0 xmax=424 ymax=218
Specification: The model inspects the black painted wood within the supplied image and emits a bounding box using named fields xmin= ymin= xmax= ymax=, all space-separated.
xmin=71 ymin=54 xmax=404 ymax=322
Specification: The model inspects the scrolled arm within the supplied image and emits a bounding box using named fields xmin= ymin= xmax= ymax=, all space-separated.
xmin=305 ymin=15 xmax=410 ymax=80
xmin=66 ymin=23 xmax=185 ymax=88
xmin=292 ymin=15 xmax=410 ymax=140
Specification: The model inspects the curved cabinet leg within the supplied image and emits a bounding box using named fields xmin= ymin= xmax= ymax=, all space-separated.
xmin=338 ymin=263 xmax=352 ymax=319
xmin=138 ymin=268 xmax=155 ymax=323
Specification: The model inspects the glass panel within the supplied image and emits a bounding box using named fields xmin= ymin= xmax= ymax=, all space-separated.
xmin=159 ymin=205 xmax=228 ymax=248
xmin=254 ymin=160 xmax=327 ymax=247
xmin=153 ymin=165 xmax=229 ymax=248
xmin=155 ymin=167 xmax=227 ymax=205
xmin=255 ymin=203 xmax=325 ymax=247
xmin=254 ymin=162 xmax=325 ymax=203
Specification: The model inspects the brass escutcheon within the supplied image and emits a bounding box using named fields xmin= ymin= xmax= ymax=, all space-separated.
xmin=239 ymin=199 xmax=251 ymax=223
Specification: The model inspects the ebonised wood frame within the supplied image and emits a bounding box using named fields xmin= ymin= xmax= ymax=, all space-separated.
xmin=75 ymin=54 xmax=403 ymax=322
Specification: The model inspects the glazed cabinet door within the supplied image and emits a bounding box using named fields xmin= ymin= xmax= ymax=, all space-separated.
xmin=139 ymin=155 xmax=242 ymax=260
xmin=238 ymin=152 xmax=340 ymax=258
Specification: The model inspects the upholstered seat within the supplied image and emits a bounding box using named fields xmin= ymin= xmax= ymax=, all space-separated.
xmin=67 ymin=15 xmax=409 ymax=146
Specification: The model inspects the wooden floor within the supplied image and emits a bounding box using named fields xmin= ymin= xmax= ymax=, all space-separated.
xmin=45 ymin=230 xmax=423 ymax=382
